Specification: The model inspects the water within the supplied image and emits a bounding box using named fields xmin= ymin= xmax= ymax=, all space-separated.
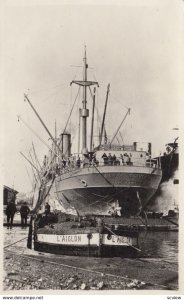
xmin=138 ymin=231 xmax=178 ymax=262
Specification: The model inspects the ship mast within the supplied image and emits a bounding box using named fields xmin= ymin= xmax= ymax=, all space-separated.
xmin=71 ymin=47 xmax=99 ymax=153
xmin=82 ymin=46 xmax=88 ymax=150
xmin=99 ymin=83 xmax=110 ymax=147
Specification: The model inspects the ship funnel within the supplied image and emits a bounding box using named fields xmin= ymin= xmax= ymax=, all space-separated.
xmin=61 ymin=132 xmax=71 ymax=157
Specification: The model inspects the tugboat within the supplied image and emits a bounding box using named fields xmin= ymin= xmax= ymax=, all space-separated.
xmin=33 ymin=215 xmax=140 ymax=257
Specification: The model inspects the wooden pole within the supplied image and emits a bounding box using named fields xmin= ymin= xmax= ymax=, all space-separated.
xmin=20 ymin=152 xmax=40 ymax=173
xmin=32 ymin=142 xmax=41 ymax=170
xmin=90 ymin=87 xmax=96 ymax=151
xmin=27 ymin=215 xmax=33 ymax=249
xmin=78 ymin=109 xmax=81 ymax=155
xmin=24 ymin=94 xmax=63 ymax=157
xmin=110 ymin=108 xmax=130 ymax=145
xmin=81 ymin=46 xmax=88 ymax=151
xmin=99 ymin=84 xmax=110 ymax=147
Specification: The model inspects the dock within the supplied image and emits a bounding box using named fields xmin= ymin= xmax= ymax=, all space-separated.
xmin=3 ymin=213 xmax=178 ymax=231
xmin=103 ymin=216 xmax=178 ymax=231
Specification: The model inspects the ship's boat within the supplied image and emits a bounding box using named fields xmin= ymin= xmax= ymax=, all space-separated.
xmin=28 ymin=49 xmax=162 ymax=217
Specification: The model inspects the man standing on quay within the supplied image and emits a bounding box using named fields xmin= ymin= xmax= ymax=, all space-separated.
xmin=6 ymin=200 xmax=17 ymax=229
xmin=20 ymin=202 xmax=30 ymax=228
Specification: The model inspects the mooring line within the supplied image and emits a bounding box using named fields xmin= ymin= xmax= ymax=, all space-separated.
xmin=104 ymin=225 xmax=142 ymax=252
xmin=4 ymin=237 xmax=28 ymax=249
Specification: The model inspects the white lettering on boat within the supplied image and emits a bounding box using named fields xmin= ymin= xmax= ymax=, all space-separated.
xmin=103 ymin=234 xmax=134 ymax=246
xmin=37 ymin=233 xmax=97 ymax=245
xmin=37 ymin=233 xmax=136 ymax=247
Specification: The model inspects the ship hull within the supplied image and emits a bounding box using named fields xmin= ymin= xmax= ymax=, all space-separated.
xmin=155 ymin=152 xmax=178 ymax=183
xmin=55 ymin=165 xmax=162 ymax=216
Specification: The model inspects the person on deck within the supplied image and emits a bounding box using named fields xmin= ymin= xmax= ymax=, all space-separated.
xmin=108 ymin=153 xmax=113 ymax=165
xmin=6 ymin=200 xmax=17 ymax=229
xmin=83 ymin=155 xmax=90 ymax=168
xmin=112 ymin=154 xmax=117 ymax=165
xmin=91 ymin=154 xmax=97 ymax=166
xmin=45 ymin=202 xmax=51 ymax=216
xmin=102 ymin=153 xmax=108 ymax=165
xmin=76 ymin=157 xmax=81 ymax=168
xmin=120 ymin=154 xmax=124 ymax=164
xmin=62 ymin=159 xmax=66 ymax=168
xmin=20 ymin=202 xmax=30 ymax=228
xmin=124 ymin=153 xmax=129 ymax=164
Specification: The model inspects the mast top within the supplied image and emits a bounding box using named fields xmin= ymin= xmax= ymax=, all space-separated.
xmin=70 ymin=48 xmax=99 ymax=153
xmin=70 ymin=47 xmax=99 ymax=87
xmin=84 ymin=45 xmax=86 ymax=60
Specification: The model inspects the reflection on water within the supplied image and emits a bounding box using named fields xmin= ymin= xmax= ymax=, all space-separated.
xmin=139 ymin=231 xmax=178 ymax=262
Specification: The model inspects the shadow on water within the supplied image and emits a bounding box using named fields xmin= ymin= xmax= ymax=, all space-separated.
xmin=138 ymin=231 xmax=178 ymax=262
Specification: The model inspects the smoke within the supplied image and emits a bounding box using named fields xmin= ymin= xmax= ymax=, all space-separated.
xmin=148 ymin=169 xmax=179 ymax=215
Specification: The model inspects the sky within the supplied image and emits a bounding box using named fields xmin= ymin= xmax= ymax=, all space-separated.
xmin=1 ymin=0 xmax=183 ymax=193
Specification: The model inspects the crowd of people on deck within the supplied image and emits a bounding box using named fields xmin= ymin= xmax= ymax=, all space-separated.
xmin=41 ymin=151 xmax=136 ymax=179
xmin=50 ymin=153 xmax=100 ymax=176
xmin=101 ymin=152 xmax=133 ymax=166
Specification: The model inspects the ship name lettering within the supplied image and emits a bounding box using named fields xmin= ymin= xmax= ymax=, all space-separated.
xmin=57 ymin=235 xmax=82 ymax=243
xmin=112 ymin=236 xmax=116 ymax=243
xmin=117 ymin=236 xmax=126 ymax=244
xmin=56 ymin=236 xmax=61 ymax=242
xmin=77 ymin=236 xmax=81 ymax=242
xmin=117 ymin=237 xmax=121 ymax=244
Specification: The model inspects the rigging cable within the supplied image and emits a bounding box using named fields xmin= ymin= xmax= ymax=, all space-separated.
xmin=89 ymin=86 xmax=101 ymax=145
xmin=18 ymin=116 xmax=59 ymax=158
xmin=29 ymin=150 xmax=41 ymax=181
xmin=100 ymin=85 xmax=129 ymax=111
xmin=63 ymin=86 xmax=81 ymax=133
xmin=28 ymin=82 xmax=66 ymax=96
xmin=25 ymin=166 xmax=33 ymax=189
xmin=119 ymin=131 xmax=124 ymax=144
xmin=92 ymin=164 xmax=132 ymax=209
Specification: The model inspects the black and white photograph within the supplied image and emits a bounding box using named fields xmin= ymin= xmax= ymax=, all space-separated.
xmin=1 ymin=0 xmax=183 ymax=294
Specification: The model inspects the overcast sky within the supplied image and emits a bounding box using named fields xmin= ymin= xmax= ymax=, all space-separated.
xmin=1 ymin=0 xmax=183 ymax=193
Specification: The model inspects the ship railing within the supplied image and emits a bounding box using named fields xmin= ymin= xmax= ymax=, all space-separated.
xmin=89 ymin=161 xmax=159 ymax=169
xmin=55 ymin=159 xmax=160 ymax=176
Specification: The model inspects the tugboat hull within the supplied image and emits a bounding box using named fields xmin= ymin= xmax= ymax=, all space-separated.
xmin=34 ymin=226 xmax=139 ymax=257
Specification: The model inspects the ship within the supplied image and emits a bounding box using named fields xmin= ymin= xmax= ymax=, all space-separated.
xmin=154 ymin=137 xmax=179 ymax=183
xmin=147 ymin=137 xmax=179 ymax=217
xmin=24 ymin=48 xmax=162 ymax=218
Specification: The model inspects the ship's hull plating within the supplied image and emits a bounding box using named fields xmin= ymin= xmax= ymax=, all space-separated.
xmin=160 ymin=152 xmax=178 ymax=182
xmin=54 ymin=165 xmax=162 ymax=216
